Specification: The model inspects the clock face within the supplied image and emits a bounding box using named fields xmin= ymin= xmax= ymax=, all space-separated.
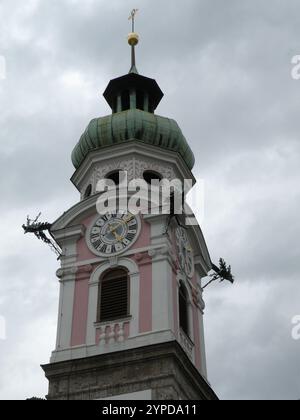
xmin=176 ymin=227 xmax=194 ymax=278
xmin=87 ymin=211 xmax=140 ymax=257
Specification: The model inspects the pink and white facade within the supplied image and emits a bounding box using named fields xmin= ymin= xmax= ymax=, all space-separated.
xmin=50 ymin=142 xmax=211 ymax=381
xmin=41 ymin=26 xmax=220 ymax=398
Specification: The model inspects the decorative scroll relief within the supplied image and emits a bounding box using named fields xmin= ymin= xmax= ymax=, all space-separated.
xmin=179 ymin=330 xmax=194 ymax=361
xmin=109 ymin=256 xmax=119 ymax=268
xmin=93 ymin=158 xmax=135 ymax=184
xmin=80 ymin=156 xmax=176 ymax=198
xmin=148 ymin=245 xmax=176 ymax=262
xmin=196 ymin=287 xmax=206 ymax=313
xmin=190 ymin=282 xmax=205 ymax=311
xmin=133 ymin=252 xmax=152 ymax=266
xmin=56 ymin=267 xmax=76 ymax=278
xmin=56 ymin=265 xmax=94 ymax=281
xmin=96 ymin=321 xmax=130 ymax=346
xmin=148 ymin=246 xmax=168 ymax=259
xmin=134 ymin=159 xmax=175 ymax=181
xmin=80 ymin=159 xmax=134 ymax=198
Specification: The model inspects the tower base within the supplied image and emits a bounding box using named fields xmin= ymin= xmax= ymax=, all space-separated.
xmin=42 ymin=341 xmax=218 ymax=400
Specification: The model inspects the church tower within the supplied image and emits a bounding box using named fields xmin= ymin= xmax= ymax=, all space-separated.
xmin=42 ymin=15 xmax=218 ymax=401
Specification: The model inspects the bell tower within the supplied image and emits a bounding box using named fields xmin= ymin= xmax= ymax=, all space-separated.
xmin=42 ymin=14 xmax=217 ymax=401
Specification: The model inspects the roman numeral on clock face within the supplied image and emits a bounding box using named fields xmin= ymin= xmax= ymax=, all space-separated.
xmin=101 ymin=213 xmax=112 ymax=223
xmin=91 ymin=233 xmax=100 ymax=240
xmin=92 ymin=239 xmax=102 ymax=248
xmin=128 ymin=220 xmax=137 ymax=229
xmin=126 ymin=232 xmax=136 ymax=241
xmin=115 ymin=243 xmax=124 ymax=252
xmin=91 ymin=227 xmax=101 ymax=234
xmin=98 ymin=244 xmax=107 ymax=253
xmin=117 ymin=210 xmax=126 ymax=219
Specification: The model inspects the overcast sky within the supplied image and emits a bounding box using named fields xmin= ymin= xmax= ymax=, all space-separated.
xmin=0 ymin=0 xmax=300 ymax=400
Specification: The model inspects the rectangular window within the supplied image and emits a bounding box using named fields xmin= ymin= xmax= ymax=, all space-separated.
xmin=99 ymin=271 xmax=129 ymax=322
xmin=179 ymin=284 xmax=189 ymax=337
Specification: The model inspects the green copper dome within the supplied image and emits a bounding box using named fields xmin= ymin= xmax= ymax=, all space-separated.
xmin=71 ymin=64 xmax=195 ymax=171
xmin=72 ymin=109 xmax=195 ymax=170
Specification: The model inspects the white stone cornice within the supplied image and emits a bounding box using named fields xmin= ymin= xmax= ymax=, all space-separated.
xmin=56 ymin=264 xmax=94 ymax=282
xmin=148 ymin=245 xmax=176 ymax=262
xmin=52 ymin=224 xmax=86 ymax=245
xmin=56 ymin=267 xmax=77 ymax=282
xmin=71 ymin=141 xmax=195 ymax=191
xmin=148 ymin=246 xmax=177 ymax=273
xmin=148 ymin=245 xmax=168 ymax=259
xmin=188 ymin=223 xmax=212 ymax=273
xmin=143 ymin=213 xmax=168 ymax=223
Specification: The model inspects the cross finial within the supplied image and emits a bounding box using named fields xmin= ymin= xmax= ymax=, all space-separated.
xmin=128 ymin=9 xmax=139 ymax=32
xmin=127 ymin=9 xmax=139 ymax=74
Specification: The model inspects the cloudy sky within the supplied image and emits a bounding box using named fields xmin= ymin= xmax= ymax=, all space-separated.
xmin=0 ymin=0 xmax=300 ymax=400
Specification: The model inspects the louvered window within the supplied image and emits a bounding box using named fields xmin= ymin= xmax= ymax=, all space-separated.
xmin=99 ymin=269 xmax=129 ymax=322
xmin=179 ymin=282 xmax=189 ymax=337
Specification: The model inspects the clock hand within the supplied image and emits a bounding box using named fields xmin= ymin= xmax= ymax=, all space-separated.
xmin=109 ymin=223 xmax=121 ymax=233
xmin=110 ymin=217 xmax=133 ymax=233
xmin=114 ymin=232 xmax=124 ymax=242
xmin=108 ymin=224 xmax=124 ymax=242
xmin=123 ymin=214 xmax=134 ymax=223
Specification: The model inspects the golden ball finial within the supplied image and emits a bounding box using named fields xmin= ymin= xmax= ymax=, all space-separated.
xmin=128 ymin=32 xmax=139 ymax=47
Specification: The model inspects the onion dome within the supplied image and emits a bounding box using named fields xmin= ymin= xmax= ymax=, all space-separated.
xmin=71 ymin=15 xmax=195 ymax=171
xmin=72 ymin=109 xmax=195 ymax=170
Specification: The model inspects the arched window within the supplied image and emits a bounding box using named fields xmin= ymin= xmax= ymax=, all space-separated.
xmin=106 ymin=170 xmax=126 ymax=186
xmin=143 ymin=171 xmax=163 ymax=214
xmin=143 ymin=170 xmax=162 ymax=185
xmin=98 ymin=269 xmax=129 ymax=323
xmin=179 ymin=282 xmax=189 ymax=337
xmin=83 ymin=184 xmax=92 ymax=199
